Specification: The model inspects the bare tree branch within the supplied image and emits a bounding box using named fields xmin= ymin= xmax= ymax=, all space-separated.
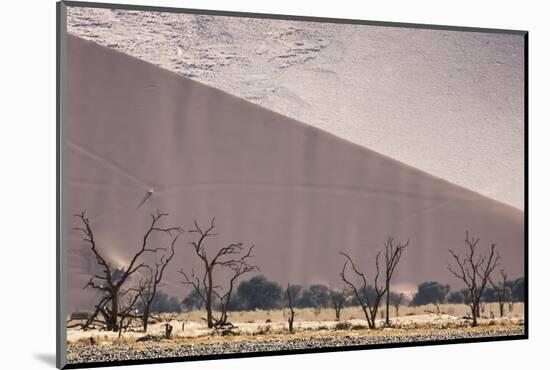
xmin=179 ymin=218 xmax=258 ymax=329
xmin=329 ymin=286 xmax=349 ymax=321
xmin=73 ymin=210 xmax=182 ymax=332
xmin=383 ymin=237 xmax=409 ymax=326
xmin=447 ymin=230 xmax=501 ymax=326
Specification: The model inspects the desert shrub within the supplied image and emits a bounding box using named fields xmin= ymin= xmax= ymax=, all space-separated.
xmin=351 ymin=324 xmax=369 ymax=330
xmin=335 ymin=321 xmax=352 ymax=330
xmin=411 ymin=282 xmax=450 ymax=306
xmin=181 ymin=289 xmax=206 ymax=312
xmin=481 ymin=287 xmax=498 ymax=302
xmin=138 ymin=291 xmax=181 ymax=313
xmin=447 ymin=291 xmax=466 ymax=304
xmin=298 ymin=284 xmax=331 ymax=309
xmin=255 ymin=325 xmax=271 ymax=335
xmin=510 ymin=277 xmax=524 ymax=302
xmin=236 ymin=275 xmax=284 ymax=310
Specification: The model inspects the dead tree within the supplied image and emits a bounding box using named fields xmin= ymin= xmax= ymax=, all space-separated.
xmin=138 ymin=237 xmax=177 ymax=332
xmin=383 ymin=237 xmax=409 ymax=326
xmin=111 ymin=279 xmax=152 ymax=338
xmin=447 ymin=230 xmax=500 ymax=327
xmin=117 ymin=283 xmax=145 ymax=338
xmin=74 ymin=210 xmax=182 ymax=331
xmin=212 ymin=261 xmax=257 ymax=327
xmin=489 ymin=269 xmax=509 ymax=318
xmin=329 ymin=287 xmax=349 ymax=321
xmin=286 ymin=283 xmax=296 ymax=333
xmin=389 ymin=292 xmax=405 ymax=318
xmin=179 ymin=218 xmax=257 ymax=328
xmin=339 ymin=252 xmax=386 ymax=329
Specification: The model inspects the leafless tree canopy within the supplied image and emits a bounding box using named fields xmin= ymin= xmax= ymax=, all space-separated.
xmin=179 ymin=218 xmax=257 ymax=328
xmin=489 ymin=269 xmax=509 ymax=318
xmin=138 ymin=235 xmax=177 ymax=332
xmin=389 ymin=292 xmax=406 ymax=317
xmin=74 ymin=210 xmax=182 ymax=332
xmin=383 ymin=237 xmax=409 ymax=325
xmin=339 ymin=251 xmax=386 ymax=329
xmin=329 ymin=287 xmax=349 ymax=321
xmin=447 ymin=230 xmax=501 ymax=326
xmin=339 ymin=236 xmax=409 ymax=329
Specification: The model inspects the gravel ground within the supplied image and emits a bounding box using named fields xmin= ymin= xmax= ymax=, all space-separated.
xmin=67 ymin=327 xmax=524 ymax=364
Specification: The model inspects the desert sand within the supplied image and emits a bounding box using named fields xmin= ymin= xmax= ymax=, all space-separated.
xmin=65 ymin=34 xmax=523 ymax=312
xmin=67 ymin=7 xmax=525 ymax=210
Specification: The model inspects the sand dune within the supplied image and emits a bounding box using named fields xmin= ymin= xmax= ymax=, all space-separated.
xmin=65 ymin=34 xmax=523 ymax=312
xmin=67 ymin=7 xmax=525 ymax=210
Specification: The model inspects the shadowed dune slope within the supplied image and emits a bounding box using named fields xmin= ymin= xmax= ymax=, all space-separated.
xmin=66 ymin=34 xmax=524 ymax=311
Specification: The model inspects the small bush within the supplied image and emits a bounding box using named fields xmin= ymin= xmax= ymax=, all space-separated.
xmin=254 ymin=325 xmax=271 ymax=335
xmin=335 ymin=322 xmax=352 ymax=330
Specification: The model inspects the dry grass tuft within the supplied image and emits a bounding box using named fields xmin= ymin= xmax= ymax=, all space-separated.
xmin=335 ymin=322 xmax=352 ymax=330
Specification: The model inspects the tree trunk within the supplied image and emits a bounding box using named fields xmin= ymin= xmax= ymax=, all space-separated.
xmin=111 ymin=292 xmax=119 ymax=332
xmin=370 ymin=306 xmax=378 ymax=329
xmin=143 ymin=307 xmax=150 ymax=332
xmin=288 ymin=313 xmax=294 ymax=333
xmin=360 ymin=305 xmax=372 ymax=329
xmin=385 ymin=282 xmax=390 ymax=326
xmin=206 ymin=271 xmax=213 ymax=328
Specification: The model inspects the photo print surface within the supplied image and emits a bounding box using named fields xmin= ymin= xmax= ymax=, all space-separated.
xmin=57 ymin=2 xmax=527 ymax=368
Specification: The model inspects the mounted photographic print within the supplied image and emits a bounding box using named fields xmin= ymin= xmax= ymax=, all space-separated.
xmin=56 ymin=1 xmax=528 ymax=368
